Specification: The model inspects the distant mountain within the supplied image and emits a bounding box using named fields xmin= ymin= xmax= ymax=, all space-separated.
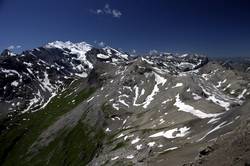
xmin=0 ymin=41 xmax=249 ymax=166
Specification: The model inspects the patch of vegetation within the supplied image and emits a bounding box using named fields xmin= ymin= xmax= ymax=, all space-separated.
xmin=27 ymin=120 xmax=105 ymax=166
xmin=0 ymin=80 xmax=98 ymax=166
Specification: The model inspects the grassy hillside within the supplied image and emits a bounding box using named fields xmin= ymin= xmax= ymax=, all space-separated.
xmin=0 ymin=80 xmax=104 ymax=166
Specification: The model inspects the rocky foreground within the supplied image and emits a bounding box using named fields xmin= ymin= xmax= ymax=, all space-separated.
xmin=0 ymin=41 xmax=250 ymax=166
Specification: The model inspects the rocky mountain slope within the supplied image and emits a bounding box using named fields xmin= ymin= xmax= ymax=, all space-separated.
xmin=0 ymin=41 xmax=249 ymax=166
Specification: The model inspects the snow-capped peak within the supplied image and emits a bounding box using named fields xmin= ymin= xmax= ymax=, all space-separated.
xmin=45 ymin=40 xmax=92 ymax=51
xmin=45 ymin=41 xmax=93 ymax=69
xmin=103 ymin=46 xmax=129 ymax=60
xmin=0 ymin=49 xmax=16 ymax=57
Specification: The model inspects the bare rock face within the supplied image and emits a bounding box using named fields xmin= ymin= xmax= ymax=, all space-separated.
xmin=0 ymin=41 xmax=249 ymax=166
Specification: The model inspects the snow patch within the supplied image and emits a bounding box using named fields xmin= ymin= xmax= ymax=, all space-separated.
xmin=11 ymin=81 xmax=19 ymax=87
xmin=118 ymin=98 xmax=129 ymax=107
xmin=174 ymin=94 xmax=221 ymax=119
xmin=75 ymin=72 xmax=88 ymax=78
xmin=111 ymin=156 xmax=119 ymax=161
xmin=97 ymin=53 xmax=110 ymax=59
xmin=131 ymin=137 xmax=140 ymax=144
xmin=112 ymin=103 xmax=119 ymax=110
xmin=147 ymin=142 xmax=156 ymax=147
xmin=105 ymin=128 xmax=111 ymax=132
xmin=126 ymin=155 xmax=134 ymax=159
xmin=87 ymin=96 xmax=94 ymax=103
xmin=141 ymin=57 xmax=154 ymax=65
xmin=160 ymin=147 xmax=178 ymax=153
xmin=216 ymin=79 xmax=227 ymax=88
xmin=133 ymin=72 xmax=166 ymax=108
xmin=192 ymin=93 xmax=202 ymax=100
xmin=172 ymin=83 xmax=183 ymax=88
xmin=136 ymin=144 xmax=143 ymax=150
xmin=199 ymin=121 xmax=233 ymax=141
xmin=238 ymin=89 xmax=247 ymax=99
xmin=149 ymin=126 xmax=190 ymax=139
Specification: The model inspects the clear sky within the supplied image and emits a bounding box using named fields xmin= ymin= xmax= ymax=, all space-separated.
xmin=0 ymin=0 xmax=250 ymax=57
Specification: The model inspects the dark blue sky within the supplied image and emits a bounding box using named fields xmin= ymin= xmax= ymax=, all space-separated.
xmin=0 ymin=0 xmax=250 ymax=57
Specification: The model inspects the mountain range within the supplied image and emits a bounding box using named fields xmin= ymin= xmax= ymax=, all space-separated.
xmin=0 ymin=41 xmax=250 ymax=166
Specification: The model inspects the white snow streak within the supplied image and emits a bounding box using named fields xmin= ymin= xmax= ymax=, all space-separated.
xmin=174 ymin=94 xmax=221 ymax=119
xmin=149 ymin=126 xmax=190 ymax=139
xmin=133 ymin=72 xmax=166 ymax=108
